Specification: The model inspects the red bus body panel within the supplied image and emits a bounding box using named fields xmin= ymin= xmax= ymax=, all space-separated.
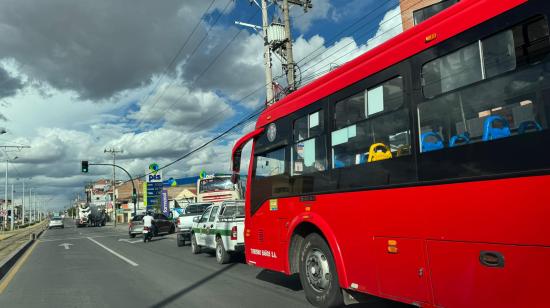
xmin=246 ymin=175 xmax=550 ymax=307
xmin=239 ymin=0 xmax=550 ymax=307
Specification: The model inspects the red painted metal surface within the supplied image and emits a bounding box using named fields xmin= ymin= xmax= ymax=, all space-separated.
xmin=244 ymin=175 xmax=550 ymax=307
xmin=231 ymin=0 xmax=550 ymax=307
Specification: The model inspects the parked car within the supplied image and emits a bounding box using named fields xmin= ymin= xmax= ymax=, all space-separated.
xmin=175 ymin=202 xmax=211 ymax=246
xmin=128 ymin=214 xmax=144 ymax=238
xmin=48 ymin=217 xmax=64 ymax=229
xmin=190 ymin=201 xmax=245 ymax=264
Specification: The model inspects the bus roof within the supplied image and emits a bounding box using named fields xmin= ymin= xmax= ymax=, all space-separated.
xmin=256 ymin=0 xmax=526 ymax=128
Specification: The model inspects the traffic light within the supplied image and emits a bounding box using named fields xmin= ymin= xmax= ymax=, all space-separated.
xmin=81 ymin=161 xmax=88 ymax=173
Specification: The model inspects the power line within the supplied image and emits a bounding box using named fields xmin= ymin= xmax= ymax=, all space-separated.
xmin=145 ymin=7 xmax=261 ymax=134
xmin=138 ymin=0 xmax=400 ymax=136
xmin=134 ymin=0 xmax=235 ymax=130
xmin=123 ymin=0 xmax=425 ymax=181
xmin=132 ymin=0 xmax=218 ymax=129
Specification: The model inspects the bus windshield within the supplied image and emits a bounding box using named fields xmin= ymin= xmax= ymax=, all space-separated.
xmin=199 ymin=177 xmax=234 ymax=193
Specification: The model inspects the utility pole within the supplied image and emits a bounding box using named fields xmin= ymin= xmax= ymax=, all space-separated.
xmin=32 ymin=191 xmax=35 ymax=223
xmin=261 ymin=0 xmax=275 ymax=104
xmin=238 ymin=0 xmax=311 ymax=104
xmin=21 ymin=180 xmax=24 ymax=225
xmin=281 ymin=0 xmax=296 ymax=92
xmin=278 ymin=0 xmax=311 ymax=93
xmin=10 ymin=184 xmax=13 ymax=230
xmin=1 ymin=145 xmax=29 ymax=229
xmin=28 ymin=187 xmax=32 ymax=224
xmin=104 ymin=148 xmax=123 ymax=228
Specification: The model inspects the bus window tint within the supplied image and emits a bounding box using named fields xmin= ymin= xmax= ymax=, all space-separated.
xmin=422 ymin=42 xmax=482 ymax=98
xmin=332 ymin=76 xmax=409 ymax=169
xmin=419 ymin=17 xmax=550 ymax=152
xmin=291 ymin=110 xmax=327 ymax=176
xmin=255 ymin=148 xmax=286 ymax=177
xmin=483 ymin=30 xmax=516 ymax=78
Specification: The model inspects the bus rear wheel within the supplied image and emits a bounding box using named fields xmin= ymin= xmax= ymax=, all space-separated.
xmin=298 ymin=233 xmax=343 ymax=308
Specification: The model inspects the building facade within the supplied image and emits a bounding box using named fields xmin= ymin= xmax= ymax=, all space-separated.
xmin=400 ymin=0 xmax=458 ymax=31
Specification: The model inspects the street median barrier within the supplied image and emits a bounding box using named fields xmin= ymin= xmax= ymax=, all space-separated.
xmin=0 ymin=224 xmax=46 ymax=281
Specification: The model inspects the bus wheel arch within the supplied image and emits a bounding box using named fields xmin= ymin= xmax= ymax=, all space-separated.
xmin=289 ymin=222 xmax=324 ymax=274
xmin=288 ymin=221 xmax=348 ymax=289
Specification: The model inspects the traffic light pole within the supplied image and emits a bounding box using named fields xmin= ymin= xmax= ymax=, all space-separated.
xmin=86 ymin=163 xmax=138 ymax=217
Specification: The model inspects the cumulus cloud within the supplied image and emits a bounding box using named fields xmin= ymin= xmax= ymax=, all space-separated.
xmin=0 ymin=0 xmax=235 ymax=100
xmin=291 ymin=0 xmax=334 ymax=33
xmin=0 ymin=66 xmax=23 ymax=99
xmin=129 ymin=83 xmax=235 ymax=129
xmin=292 ymin=5 xmax=402 ymax=85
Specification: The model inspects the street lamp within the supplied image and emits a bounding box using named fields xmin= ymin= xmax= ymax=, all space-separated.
xmin=0 ymin=128 xmax=6 ymax=135
xmin=3 ymin=155 xmax=17 ymax=230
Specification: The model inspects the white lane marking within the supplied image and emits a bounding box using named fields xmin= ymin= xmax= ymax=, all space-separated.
xmin=59 ymin=243 xmax=73 ymax=250
xmin=87 ymin=237 xmax=138 ymax=267
xmin=118 ymin=238 xmax=142 ymax=244
xmin=40 ymin=234 xmax=120 ymax=242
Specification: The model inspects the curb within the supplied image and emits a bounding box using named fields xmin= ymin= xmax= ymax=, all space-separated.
xmin=0 ymin=227 xmax=46 ymax=281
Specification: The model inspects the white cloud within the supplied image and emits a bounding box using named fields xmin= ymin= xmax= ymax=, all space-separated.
xmin=129 ymin=82 xmax=235 ymax=129
xmin=291 ymin=0 xmax=334 ymax=33
xmin=292 ymin=5 xmax=403 ymax=85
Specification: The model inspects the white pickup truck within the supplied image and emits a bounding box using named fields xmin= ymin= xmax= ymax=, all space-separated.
xmin=175 ymin=202 xmax=211 ymax=247
xmin=190 ymin=201 xmax=245 ymax=264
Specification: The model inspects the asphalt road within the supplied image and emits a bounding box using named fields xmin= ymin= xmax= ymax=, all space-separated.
xmin=0 ymin=219 xmax=411 ymax=308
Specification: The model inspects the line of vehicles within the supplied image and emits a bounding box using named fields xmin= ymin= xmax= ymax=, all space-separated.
xmin=129 ymin=174 xmax=246 ymax=264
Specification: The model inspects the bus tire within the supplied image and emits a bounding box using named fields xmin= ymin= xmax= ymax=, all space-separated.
xmin=191 ymin=233 xmax=201 ymax=254
xmin=177 ymin=233 xmax=185 ymax=247
xmin=215 ymin=237 xmax=230 ymax=264
xmin=299 ymin=233 xmax=343 ymax=308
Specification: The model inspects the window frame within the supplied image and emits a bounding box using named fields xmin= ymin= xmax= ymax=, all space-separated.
xmin=208 ymin=206 xmax=219 ymax=222
xmin=412 ymin=0 xmax=459 ymax=26
xmin=411 ymin=11 xmax=550 ymax=181
xmin=291 ymin=107 xmax=327 ymax=177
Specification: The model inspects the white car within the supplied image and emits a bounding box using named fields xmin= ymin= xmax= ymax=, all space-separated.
xmin=175 ymin=202 xmax=211 ymax=246
xmin=190 ymin=201 xmax=245 ymax=264
xmin=48 ymin=217 xmax=64 ymax=229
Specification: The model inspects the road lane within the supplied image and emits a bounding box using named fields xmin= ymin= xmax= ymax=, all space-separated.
xmin=0 ymin=219 xmax=411 ymax=308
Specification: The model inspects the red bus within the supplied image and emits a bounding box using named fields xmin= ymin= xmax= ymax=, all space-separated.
xmin=231 ymin=0 xmax=550 ymax=307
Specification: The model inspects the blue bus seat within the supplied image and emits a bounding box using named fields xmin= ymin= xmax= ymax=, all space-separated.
xmin=518 ymin=120 xmax=542 ymax=134
xmin=482 ymin=115 xmax=511 ymax=141
xmin=450 ymin=132 xmax=471 ymax=147
xmin=421 ymin=132 xmax=444 ymax=152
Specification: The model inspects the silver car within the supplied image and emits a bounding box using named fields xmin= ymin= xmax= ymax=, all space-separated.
xmin=48 ymin=217 xmax=64 ymax=229
xmin=128 ymin=214 xmax=144 ymax=238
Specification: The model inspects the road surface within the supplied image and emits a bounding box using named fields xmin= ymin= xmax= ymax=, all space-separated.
xmin=0 ymin=219 xmax=411 ymax=308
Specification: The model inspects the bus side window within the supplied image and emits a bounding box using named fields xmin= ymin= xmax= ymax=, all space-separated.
xmin=291 ymin=110 xmax=327 ymax=176
xmin=418 ymin=16 xmax=550 ymax=153
xmin=255 ymin=148 xmax=286 ymax=177
xmin=331 ymin=76 xmax=410 ymax=169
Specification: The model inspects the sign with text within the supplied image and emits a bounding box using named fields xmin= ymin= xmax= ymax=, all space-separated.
xmin=161 ymin=190 xmax=169 ymax=217
xmin=146 ymin=163 xmax=163 ymax=183
xmin=145 ymin=163 xmax=163 ymax=210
